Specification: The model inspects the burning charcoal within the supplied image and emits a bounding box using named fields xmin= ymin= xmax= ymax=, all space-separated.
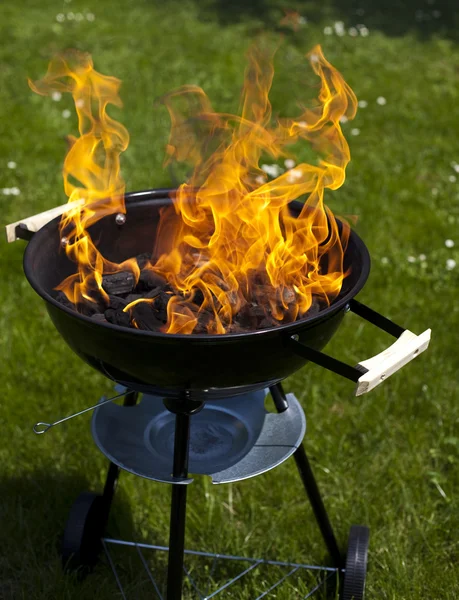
xmin=234 ymin=304 xmax=257 ymax=330
xmin=250 ymin=304 xmax=266 ymax=318
xmin=192 ymin=288 xmax=204 ymax=306
xmin=125 ymin=293 xmax=143 ymax=303
xmin=102 ymin=272 xmax=135 ymax=296
xmin=153 ymin=291 xmax=173 ymax=321
xmin=193 ymin=309 xmax=213 ymax=333
xmin=54 ymin=291 xmax=74 ymax=310
xmin=138 ymin=269 xmax=167 ymax=291
xmin=305 ymin=297 xmax=322 ymax=318
xmin=257 ymin=317 xmax=279 ymax=330
xmin=76 ymin=298 xmax=101 ymax=317
xmin=108 ymin=295 xmax=129 ymax=310
xmin=226 ymin=323 xmax=245 ymax=334
xmin=282 ymin=287 xmax=296 ymax=305
xmin=145 ymin=287 xmax=162 ymax=299
xmin=136 ymin=253 xmax=152 ymax=269
xmin=91 ymin=312 xmax=108 ymax=323
xmin=130 ymin=302 xmax=162 ymax=331
xmin=104 ymin=307 xmax=131 ymax=328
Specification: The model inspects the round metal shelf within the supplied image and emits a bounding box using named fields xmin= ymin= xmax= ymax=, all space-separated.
xmin=91 ymin=390 xmax=306 ymax=484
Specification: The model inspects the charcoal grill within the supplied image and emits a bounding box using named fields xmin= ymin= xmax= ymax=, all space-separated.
xmin=8 ymin=188 xmax=431 ymax=599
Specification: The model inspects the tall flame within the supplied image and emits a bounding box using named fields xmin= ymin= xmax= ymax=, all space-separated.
xmin=29 ymin=50 xmax=137 ymax=307
xmin=152 ymin=45 xmax=357 ymax=333
xmin=30 ymin=44 xmax=357 ymax=334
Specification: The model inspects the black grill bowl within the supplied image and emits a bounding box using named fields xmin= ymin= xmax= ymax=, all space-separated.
xmin=23 ymin=189 xmax=370 ymax=399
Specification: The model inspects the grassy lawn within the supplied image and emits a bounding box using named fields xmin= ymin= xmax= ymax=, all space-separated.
xmin=1 ymin=1 xmax=458 ymax=598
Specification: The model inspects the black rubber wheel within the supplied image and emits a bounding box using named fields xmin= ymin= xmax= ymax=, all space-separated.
xmin=61 ymin=492 xmax=106 ymax=573
xmin=341 ymin=525 xmax=370 ymax=600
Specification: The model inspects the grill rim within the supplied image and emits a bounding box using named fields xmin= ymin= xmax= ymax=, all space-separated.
xmin=23 ymin=188 xmax=371 ymax=342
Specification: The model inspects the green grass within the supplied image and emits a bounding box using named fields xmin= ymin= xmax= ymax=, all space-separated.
xmin=1 ymin=1 xmax=458 ymax=598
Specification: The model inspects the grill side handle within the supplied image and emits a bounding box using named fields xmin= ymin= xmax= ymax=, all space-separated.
xmin=288 ymin=299 xmax=431 ymax=396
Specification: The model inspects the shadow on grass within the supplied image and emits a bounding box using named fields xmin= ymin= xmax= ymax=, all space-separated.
xmin=0 ymin=467 xmax=137 ymax=599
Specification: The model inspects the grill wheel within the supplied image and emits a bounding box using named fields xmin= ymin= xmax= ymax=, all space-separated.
xmin=341 ymin=525 xmax=370 ymax=600
xmin=61 ymin=491 xmax=106 ymax=573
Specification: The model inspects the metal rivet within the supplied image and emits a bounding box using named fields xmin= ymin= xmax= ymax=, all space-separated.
xmin=115 ymin=213 xmax=126 ymax=225
xmin=344 ymin=303 xmax=351 ymax=313
xmin=292 ymin=334 xmax=300 ymax=341
xmin=61 ymin=236 xmax=69 ymax=248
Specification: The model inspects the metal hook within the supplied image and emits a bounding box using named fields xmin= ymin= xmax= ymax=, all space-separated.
xmin=33 ymin=391 xmax=128 ymax=435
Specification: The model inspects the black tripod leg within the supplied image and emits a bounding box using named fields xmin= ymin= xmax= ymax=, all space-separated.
xmin=101 ymin=390 xmax=139 ymax=520
xmin=270 ymin=383 xmax=342 ymax=567
xmin=167 ymin=411 xmax=192 ymax=600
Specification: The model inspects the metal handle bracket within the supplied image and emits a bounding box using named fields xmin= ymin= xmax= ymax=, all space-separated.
xmin=288 ymin=300 xmax=431 ymax=395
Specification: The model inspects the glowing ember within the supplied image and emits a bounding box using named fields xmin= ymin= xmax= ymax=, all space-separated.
xmin=29 ymin=44 xmax=357 ymax=335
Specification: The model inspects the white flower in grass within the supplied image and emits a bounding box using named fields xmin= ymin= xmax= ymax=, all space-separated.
xmin=381 ymin=257 xmax=389 ymax=265
xmin=340 ymin=115 xmax=348 ymax=124
xmin=350 ymin=128 xmax=360 ymax=136
xmin=359 ymin=26 xmax=369 ymax=37
xmin=449 ymin=175 xmax=456 ymax=183
xmin=261 ymin=164 xmax=283 ymax=178
xmin=419 ymin=254 xmax=427 ymax=261
xmin=7 ymin=161 xmax=17 ymax=169
xmin=255 ymin=175 xmax=266 ymax=186
xmin=334 ymin=21 xmax=345 ymax=36
xmin=445 ymin=239 xmax=455 ymax=248
xmin=324 ymin=26 xmax=333 ymax=35
xmin=348 ymin=27 xmax=358 ymax=37
xmin=358 ymin=100 xmax=368 ymax=108
xmin=10 ymin=187 xmax=20 ymax=196
xmin=407 ymin=256 xmax=416 ymax=263
xmin=284 ymin=158 xmax=295 ymax=169
xmin=56 ymin=13 xmax=65 ymax=22
xmin=75 ymin=13 xmax=84 ymax=21
xmin=86 ymin=13 xmax=95 ymax=21
xmin=62 ymin=109 xmax=71 ymax=119
xmin=376 ymin=96 xmax=387 ymax=106
xmin=446 ymin=259 xmax=456 ymax=270
xmin=67 ymin=12 xmax=75 ymax=20
xmin=298 ymin=16 xmax=307 ymax=25
xmin=2 ymin=188 xmax=11 ymax=195
xmin=286 ymin=168 xmax=303 ymax=184
xmin=431 ymin=187 xmax=438 ymax=196
xmin=453 ymin=165 xmax=459 ymax=173
xmin=51 ymin=91 xmax=62 ymax=102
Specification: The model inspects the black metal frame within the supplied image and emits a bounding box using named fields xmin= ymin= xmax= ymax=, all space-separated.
xmin=95 ymin=383 xmax=343 ymax=600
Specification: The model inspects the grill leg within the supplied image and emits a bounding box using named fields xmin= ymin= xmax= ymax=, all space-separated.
xmin=101 ymin=391 xmax=139 ymax=521
xmin=270 ymin=383 xmax=342 ymax=567
xmin=166 ymin=410 xmax=192 ymax=600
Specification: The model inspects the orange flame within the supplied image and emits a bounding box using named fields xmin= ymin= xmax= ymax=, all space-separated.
xmin=151 ymin=44 xmax=357 ymax=333
xmin=30 ymin=44 xmax=357 ymax=334
xmin=29 ymin=50 xmax=137 ymax=307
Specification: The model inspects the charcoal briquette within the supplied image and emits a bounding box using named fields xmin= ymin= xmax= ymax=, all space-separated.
xmin=54 ymin=291 xmax=74 ymax=309
xmin=102 ymin=272 xmax=135 ymax=296
xmin=138 ymin=269 xmax=167 ymax=291
xmin=104 ymin=307 xmax=131 ymax=327
xmin=136 ymin=253 xmax=152 ymax=269
xmin=108 ymin=295 xmax=129 ymax=310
